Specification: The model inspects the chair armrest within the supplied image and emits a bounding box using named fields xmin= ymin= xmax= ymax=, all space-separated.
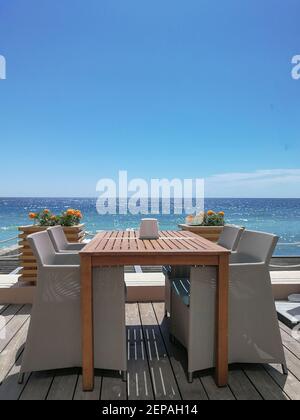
xmin=230 ymin=252 xmax=262 ymax=265
xmin=230 ymin=262 xmax=265 ymax=268
xmin=44 ymin=265 xmax=80 ymax=270
xmin=66 ymin=243 xmax=86 ymax=251
xmin=57 ymin=250 xmax=81 ymax=255
xmin=54 ymin=253 xmax=80 ymax=266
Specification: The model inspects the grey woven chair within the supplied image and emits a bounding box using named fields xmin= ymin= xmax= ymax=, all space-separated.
xmin=19 ymin=231 xmax=127 ymax=382
xmin=48 ymin=225 xmax=85 ymax=253
xmin=164 ymin=225 xmax=244 ymax=316
xmin=170 ymin=230 xmax=287 ymax=382
xmin=218 ymin=225 xmax=244 ymax=251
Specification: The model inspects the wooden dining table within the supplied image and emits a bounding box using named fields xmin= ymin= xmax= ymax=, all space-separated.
xmin=80 ymin=230 xmax=230 ymax=391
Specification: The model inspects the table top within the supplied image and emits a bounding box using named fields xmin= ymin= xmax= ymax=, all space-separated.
xmin=80 ymin=230 xmax=230 ymax=256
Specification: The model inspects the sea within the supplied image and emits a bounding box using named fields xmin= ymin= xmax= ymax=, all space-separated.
xmin=0 ymin=197 xmax=300 ymax=256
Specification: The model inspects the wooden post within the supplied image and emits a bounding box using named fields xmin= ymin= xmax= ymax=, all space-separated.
xmin=216 ymin=253 xmax=229 ymax=387
xmin=80 ymin=255 xmax=94 ymax=391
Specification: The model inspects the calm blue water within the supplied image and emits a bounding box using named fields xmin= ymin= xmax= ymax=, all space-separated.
xmin=0 ymin=197 xmax=300 ymax=256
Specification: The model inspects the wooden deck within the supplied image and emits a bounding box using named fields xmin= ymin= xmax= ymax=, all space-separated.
xmin=0 ymin=302 xmax=300 ymax=400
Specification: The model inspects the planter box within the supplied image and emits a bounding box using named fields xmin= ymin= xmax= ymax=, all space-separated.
xmin=18 ymin=224 xmax=85 ymax=284
xmin=178 ymin=224 xmax=224 ymax=243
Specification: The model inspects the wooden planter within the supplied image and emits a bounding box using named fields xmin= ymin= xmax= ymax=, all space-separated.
xmin=178 ymin=224 xmax=224 ymax=243
xmin=18 ymin=224 xmax=85 ymax=284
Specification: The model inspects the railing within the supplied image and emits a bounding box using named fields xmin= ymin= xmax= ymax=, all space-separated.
xmin=0 ymin=235 xmax=20 ymax=260
xmin=0 ymin=255 xmax=21 ymax=260
xmin=0 ymin=235 xmax=18 ymax=245
xmin=85 ymin=232 xmax=96 ymax=238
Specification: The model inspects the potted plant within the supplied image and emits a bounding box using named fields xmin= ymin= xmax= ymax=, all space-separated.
xmin=179 ymin=210 xmax=225 ymax=242
xmin=19 ymin=209 xmax=85 ymax=283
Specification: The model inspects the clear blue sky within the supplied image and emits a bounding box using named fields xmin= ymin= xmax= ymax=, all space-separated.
xmin=0 ymin=0 xmax=299 ymax=197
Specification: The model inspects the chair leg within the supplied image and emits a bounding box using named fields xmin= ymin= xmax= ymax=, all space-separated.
xmin=122 ymin=371 xmax=127 ymax=382
xmin=18 ymin=373 xmax=25 ymax=385
xmin=282 ymin=364 xmax=288 ymax=375
xmin=188 ymin=372 xmax=193 ymax=383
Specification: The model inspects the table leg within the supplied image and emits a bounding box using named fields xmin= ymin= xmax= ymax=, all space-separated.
xmin=216 ymin=254 xmax=229 ymax=387
xmin=81 ymin=255 xmax=94 ymax=391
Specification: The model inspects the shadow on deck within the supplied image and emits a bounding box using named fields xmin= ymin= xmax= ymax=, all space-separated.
xmin=0 ymin=302 xmax=300 ymax=400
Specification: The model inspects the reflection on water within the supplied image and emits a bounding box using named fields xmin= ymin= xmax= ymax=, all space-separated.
xmin=0 ymin=197 xmax=299 ymax=256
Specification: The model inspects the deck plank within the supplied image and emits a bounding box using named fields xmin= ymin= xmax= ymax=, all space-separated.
xmin=0 ymin=305 xmax=31 ymax=353
xmin=46 ymin=369 xmax=79 ymax=400
xmin=243 ymin=365 xmax=289 ymax=400
xmin=228 ymin=369 xmax=263 ymax=400
xmin=126 ymin=303 xmax=154 ymax=400
xmin=282 ymin=347 xmax=300 ymax=381
xmin=100 ymin=373 xmax=127 ymax=400
xmin=138 ymin=303 xmax=181 ymax=400
xmin=152 ymin=302 xmax=208 ymax=401
xmin=264 ymin=364 xmax=300 ymax=400
xmin=19 ymin=371 xmax=54 ymax=400
xmin=280 ymin=329 xmax=300 ymax=360
xmin=0 ymin=305 xmax=8 ymax=315
xmin=0 ymin=318 xmax=29 ymax=384
xmin=0 ymin=361 xmax=30 ymax=400
xmin=279 ymin=321 xmax=300 ymax=342
xmin=0 ymin=305 xmax=23 ymax=330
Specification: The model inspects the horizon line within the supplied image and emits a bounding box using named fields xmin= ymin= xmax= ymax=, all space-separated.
xmin=0 ymin=196 xmax=299 ymax=200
